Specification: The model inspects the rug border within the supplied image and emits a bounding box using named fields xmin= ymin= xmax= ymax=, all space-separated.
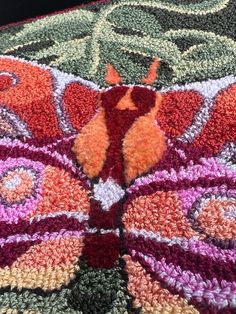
xmin=0 ymin=0 xmax=110 ymax=30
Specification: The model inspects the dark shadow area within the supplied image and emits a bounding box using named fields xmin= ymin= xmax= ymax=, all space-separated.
xmin=0 ymin=0 xmax=94 ymax=26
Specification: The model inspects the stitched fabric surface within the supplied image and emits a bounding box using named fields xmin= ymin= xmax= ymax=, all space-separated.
xmin=0 ymin=1 xmax=235 ymax=313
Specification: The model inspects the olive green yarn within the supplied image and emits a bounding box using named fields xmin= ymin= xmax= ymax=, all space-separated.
xmin=0 ymin=290 xmax=80 ymax=314
xmin=0 ymin=265 xmax=132 ymax=313
xmin=0 ymin=0 xmax=235 ymax=89
xmin=70 ymin=263 xmax=131 ymax=314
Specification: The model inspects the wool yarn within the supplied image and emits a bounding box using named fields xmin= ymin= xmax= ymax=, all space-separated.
xmin=0 ymin=0 xmax=235 ymax=313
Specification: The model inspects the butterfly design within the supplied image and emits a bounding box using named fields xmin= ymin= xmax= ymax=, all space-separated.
xmin=0 ymin=55 xmax=235 ymax=313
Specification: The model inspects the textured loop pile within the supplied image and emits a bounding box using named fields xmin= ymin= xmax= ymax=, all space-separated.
xmin=0 ymin=0 xmax=235 ymax=313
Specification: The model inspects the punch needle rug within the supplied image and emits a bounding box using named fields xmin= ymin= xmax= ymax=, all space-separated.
xmin=0 ymin=0 xmax=235 ymax=313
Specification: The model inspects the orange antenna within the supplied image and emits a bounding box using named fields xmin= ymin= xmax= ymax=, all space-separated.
xmin=105 ymin=64 xmax=122 ymax=85
xmin=141 ymin=58 xmax=160 ymax=85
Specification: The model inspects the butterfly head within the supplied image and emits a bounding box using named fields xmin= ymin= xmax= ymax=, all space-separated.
xmin=101 ymin=58 xmax=162 ymax=117
xmin=73 ymin=57 xmax=165 ymax=183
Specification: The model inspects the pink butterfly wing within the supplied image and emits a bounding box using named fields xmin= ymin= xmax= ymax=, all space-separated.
xmin=123 ymin=77 xmax=236 ymax=312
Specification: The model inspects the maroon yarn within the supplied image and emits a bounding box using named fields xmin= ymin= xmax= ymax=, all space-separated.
xmin=127 ymin=176 xmax=235 ymax=202
xmin=0 ymin=240 xmax=40 ymax=267
xmin=151 ymin=140 xmax=212 ymax=173
xmin=28 ymin=136 xmax=79 ymax=162
xmin=88 ymin=200 xmax=120 ymax=229
xmin=101 ymin=86 xmax=129 ymax=109
xmin=0 ymin=215 xmax=86 ymax=238
xmin=188 ymin=300 xmax=235 ymax=314
xmin=131 ymin=86 xmax=156 ymax=113
xmin=99 ymin=86 xmax=156 ymax=185
xmin=82 ymin=85 xmax=157 ymax=269
xmin=0 ymin=144 xmax=79 ymax=178
xmin=125 ymin=234 xmax=236 ymax=282
xmin=83 ymin=233 xmax=120 ymax=268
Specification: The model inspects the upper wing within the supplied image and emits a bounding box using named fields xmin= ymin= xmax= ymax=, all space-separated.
xmin=157 ymin=75 xmax=236 ymax=154
xmin=0 ymin=55 xmax=99 ymax=139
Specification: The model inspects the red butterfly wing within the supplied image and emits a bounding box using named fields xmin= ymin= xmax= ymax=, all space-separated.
xmin=0 ymin=56 xmax=98 ymax=139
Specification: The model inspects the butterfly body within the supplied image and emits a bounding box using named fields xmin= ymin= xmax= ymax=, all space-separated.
xmin=73 ymin=84 xmax=166 ymax=268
